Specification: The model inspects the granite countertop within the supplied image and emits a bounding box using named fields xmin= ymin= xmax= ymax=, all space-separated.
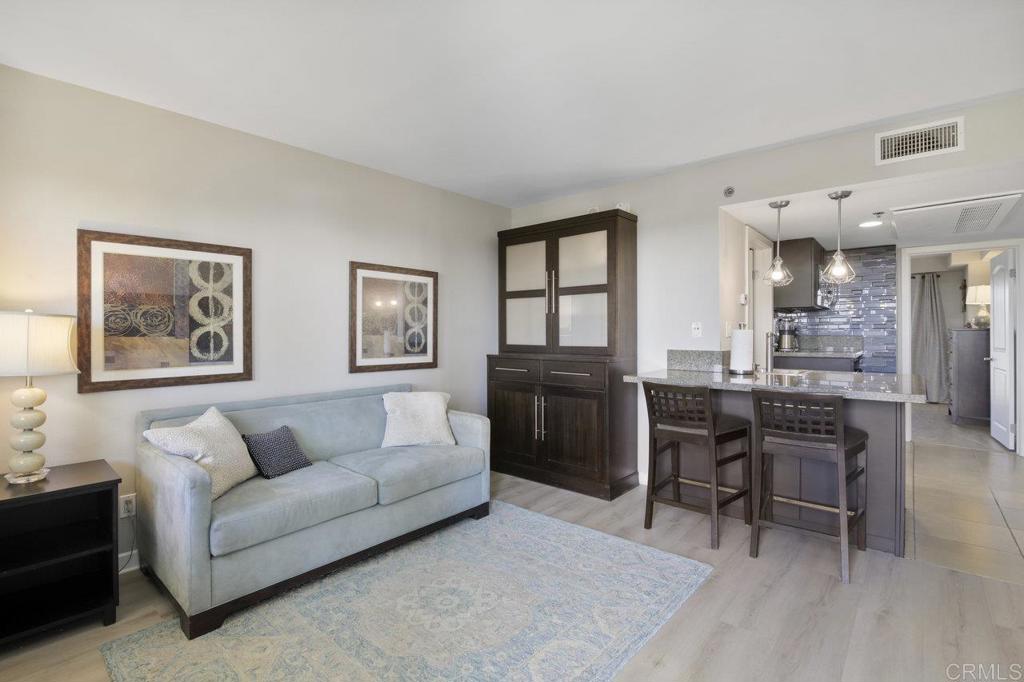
xmin=624 ymin=368 xmax=926 ymax=403
xmin=773 ymin=350 xmax=864 ymax=359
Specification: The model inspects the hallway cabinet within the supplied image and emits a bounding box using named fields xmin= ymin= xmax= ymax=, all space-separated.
xmin=950 ymin=328 xmax=990 ymax=424
xmin=489 ymin=210 xmax=637 ymax=499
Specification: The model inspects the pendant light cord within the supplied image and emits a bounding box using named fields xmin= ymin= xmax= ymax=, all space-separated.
xmin=836 ymin=195 xmax=843 ymax=252
xmin=775 ymin=206 xmax=782 ymax=258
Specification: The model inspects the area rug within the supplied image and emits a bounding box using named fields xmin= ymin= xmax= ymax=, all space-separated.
xmin=103 ymin=500 xmax=711 ymax=681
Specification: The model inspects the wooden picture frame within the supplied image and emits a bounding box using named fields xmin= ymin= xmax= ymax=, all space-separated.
xmin=77 ymin=229 xmax=253 ymax=393
xmin=349 ymin=262 xmax=438 ymax=373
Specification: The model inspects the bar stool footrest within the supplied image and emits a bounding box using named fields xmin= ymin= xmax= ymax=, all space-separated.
xmin=715 ymin=451 xmax=747 ymax=467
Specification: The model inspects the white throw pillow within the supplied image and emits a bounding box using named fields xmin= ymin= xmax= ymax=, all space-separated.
xmin=143 ymin=406 xmax=257 ymax=500
xmin=381 ymin=392 xmax=456 ymax=448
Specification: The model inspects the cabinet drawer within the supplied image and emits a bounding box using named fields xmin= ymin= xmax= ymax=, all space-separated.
xmin=541 ymin=361 xmax=606 ymax=389
xmin=488 ymin=357 xmax=541 ymax=382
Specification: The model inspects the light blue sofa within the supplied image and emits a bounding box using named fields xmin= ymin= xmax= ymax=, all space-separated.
xmin=135 ymin=384 xmax=490 ymax=638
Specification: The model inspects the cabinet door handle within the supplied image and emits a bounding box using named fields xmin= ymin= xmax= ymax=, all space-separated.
xmin=545 ymin=270 xmax=553 ymax=314
xmin=536 ymin=395 xmax=544 ymax=438
xmin=494 ymin=366 xmax=529 ymax=373
xmin=549 ymin=370 xmax=591 ymax=377
xmin=983 ymin=357 xmax=993 ymax=361
xmin=551 ymin=272 xmax=558 ymax=314
xmin=540 ymin=396 xmax=547 ymax=440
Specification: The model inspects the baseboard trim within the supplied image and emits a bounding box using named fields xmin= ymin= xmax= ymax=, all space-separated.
xmin=118 ymin=550 xmax=140 ymax=574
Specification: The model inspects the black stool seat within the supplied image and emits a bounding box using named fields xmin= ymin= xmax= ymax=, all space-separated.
xmin=642 ymin=382 xmax=752 ymax=549
xmin=657 ymin=413 xmax=750 ymax=442
xmin=763 ymin=426 xmax=867 ymax=462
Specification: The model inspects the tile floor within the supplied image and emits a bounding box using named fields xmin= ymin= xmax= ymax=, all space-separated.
xmin=909 ymin=402 xmax=1024 ymax=583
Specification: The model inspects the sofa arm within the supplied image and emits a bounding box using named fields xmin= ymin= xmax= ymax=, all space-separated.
xmin=448 ymin=410 xmax=490 ymax=503
xmin=136 ymin=441 xmax=213 ymax=615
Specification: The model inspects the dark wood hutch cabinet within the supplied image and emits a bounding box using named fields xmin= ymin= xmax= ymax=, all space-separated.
xmin=488 ymin=209 xmax=637 ymax=499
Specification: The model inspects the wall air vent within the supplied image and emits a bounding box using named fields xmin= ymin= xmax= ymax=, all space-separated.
xmin=875 ymin=117 xmax=964 ymax=165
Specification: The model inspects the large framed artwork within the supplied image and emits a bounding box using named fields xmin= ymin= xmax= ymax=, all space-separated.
xmin=77 ymin=229 xmax=252 ymax=393
xmin=349 ymin=262 xmax=437 ymax=373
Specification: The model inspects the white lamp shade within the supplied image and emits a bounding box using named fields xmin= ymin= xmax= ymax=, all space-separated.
xmin=966 ymin=285 xmax=992 ymax=306
xmin=0 ymin=311 xmax=79 ymax=377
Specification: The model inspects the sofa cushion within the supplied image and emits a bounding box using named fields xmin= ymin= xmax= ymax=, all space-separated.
xmin=241 ymin=425 xmax=312 ymax=479
xmin=381 ymin=392 xmax=456 ymax=447
xmin=144 ymin=406 xmax=258 ymax=501
xmin=330 ymin=445 xmax=485 ymax=505
xmin=209 ymin=461 xmax=377 ymax=556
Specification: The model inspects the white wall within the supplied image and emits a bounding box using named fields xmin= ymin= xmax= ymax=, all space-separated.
xmin=511 ymin=92 xmax=1024 ymax=482
xmin=0 ymin=66 xmax=510 ymax=521
xmin=718 ymin=210 xmax=748 ymax=348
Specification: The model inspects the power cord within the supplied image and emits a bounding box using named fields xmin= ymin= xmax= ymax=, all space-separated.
xmin=118 ymin=515 xmax=137 ymax=573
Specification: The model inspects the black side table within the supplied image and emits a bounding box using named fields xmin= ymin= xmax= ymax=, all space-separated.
xmin=0 ymin=460 xmax=121 ymax=646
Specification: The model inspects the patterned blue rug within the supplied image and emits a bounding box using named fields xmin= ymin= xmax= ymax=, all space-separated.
xmin=103 ymin=500 xmax=711 ymax=681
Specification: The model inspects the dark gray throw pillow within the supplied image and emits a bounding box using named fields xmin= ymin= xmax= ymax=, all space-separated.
xmin=241 ymin=426 xmax=312 ymax=479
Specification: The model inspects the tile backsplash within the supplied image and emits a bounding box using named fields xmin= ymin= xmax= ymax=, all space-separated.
xmin=783 ymin=245 xmax=897 ymax=373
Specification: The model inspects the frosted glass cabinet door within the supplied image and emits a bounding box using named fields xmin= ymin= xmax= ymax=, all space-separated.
xmin=505 ymin=241 xmax=547 ymax=292
xmin=558 ymin=231 xmax=607 ymax=288
xmin=558 ymin=293 xmax=608 ymax=347
xmin=506 ymin=297 xmax=547 ymax=346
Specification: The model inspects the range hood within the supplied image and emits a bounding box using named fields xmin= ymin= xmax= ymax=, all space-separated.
xmin=773 ymin=238 xmax=830 ymax=311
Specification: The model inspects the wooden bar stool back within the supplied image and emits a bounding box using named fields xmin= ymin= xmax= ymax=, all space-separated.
xmin=748 ymin=390 xmax=868 ymax=583
xmin=642 ymin=382 xmax=752 ymax=549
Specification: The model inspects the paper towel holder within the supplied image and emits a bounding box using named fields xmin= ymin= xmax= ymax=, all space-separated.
xmin=729 ymin=323 xmax=756 ymax=376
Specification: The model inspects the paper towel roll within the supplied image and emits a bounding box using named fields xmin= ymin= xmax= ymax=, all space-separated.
xmin=730 ymin=328 xmax=754 ymax=374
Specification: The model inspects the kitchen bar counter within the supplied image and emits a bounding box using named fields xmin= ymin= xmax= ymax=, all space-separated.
xmin=626 ymin=368 xmax=925 ymax=556
xmin=625 ymin=368 xmax=925 ymax=403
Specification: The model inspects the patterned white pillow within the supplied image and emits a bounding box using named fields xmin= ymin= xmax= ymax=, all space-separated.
xmin=144 ymin=406 xmax=257 ymax=500
xmin=381 ymin=392 xmax=456 ymax=448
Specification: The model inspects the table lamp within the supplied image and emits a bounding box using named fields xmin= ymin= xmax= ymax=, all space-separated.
xmin=0 ymin=310 xmax=78 ymax=484
xmin=966 ymin=285 xmax=992 ymax=328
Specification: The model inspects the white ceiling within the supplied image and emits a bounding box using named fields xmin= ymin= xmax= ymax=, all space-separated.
xmin=723 ymin=161 xmax=1024 ymax=249
xmin=1 ymin=1 xmax=1023 ymax=207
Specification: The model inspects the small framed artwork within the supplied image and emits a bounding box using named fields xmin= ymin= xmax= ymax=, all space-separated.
xmin=77 ymin=229 xmax=252 ymax=393
xmin=349 ymin=262 xmax=437 ymax=372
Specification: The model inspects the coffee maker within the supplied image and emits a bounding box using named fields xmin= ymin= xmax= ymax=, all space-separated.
xmin=776 ymin=316 xmax=799 ymax=352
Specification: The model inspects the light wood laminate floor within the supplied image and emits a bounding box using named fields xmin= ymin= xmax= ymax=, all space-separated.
xmin=908 ymin=404 xmax=1024 ymax=584
xmin=3 ymin=468 xmax=1024 ymax=681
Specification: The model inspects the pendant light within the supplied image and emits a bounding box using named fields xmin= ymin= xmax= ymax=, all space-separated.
xmin=821 ymin=190 xmax=856 ymax=285
xmin=764 ymin=200 xmax=794 ymax=286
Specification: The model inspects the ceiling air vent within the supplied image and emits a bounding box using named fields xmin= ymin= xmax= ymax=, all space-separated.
xmin=953 ymin=202 xmax=1002 ymax=233
xmin=875 ymin=117 xmax=964 ymax=165
xmin=890 ymin=192 xmax=1022 ymax=242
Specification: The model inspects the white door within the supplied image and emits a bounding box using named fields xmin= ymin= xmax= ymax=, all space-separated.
xmin=990 ymin=250 xmax=1016 ymax=450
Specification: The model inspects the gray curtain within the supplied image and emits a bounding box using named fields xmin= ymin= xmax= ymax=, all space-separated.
xmin=912 ymin=274 xmax=950 ymax=403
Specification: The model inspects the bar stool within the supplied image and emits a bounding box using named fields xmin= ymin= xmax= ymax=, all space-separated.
xmin=748 ymin=390 xmax=867 ymax=584
xmin=641 ymin=382 xmax=752 ymax=549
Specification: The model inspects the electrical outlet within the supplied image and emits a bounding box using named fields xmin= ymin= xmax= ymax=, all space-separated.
xmin=119 ymin=493 xmax=136 ymax=518
xmin=691 ymin=321 xmax=703 ymax=338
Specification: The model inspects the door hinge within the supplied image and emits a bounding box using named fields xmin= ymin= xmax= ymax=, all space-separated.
xmin=1011 ymin=268 xmax=1017 ymax=278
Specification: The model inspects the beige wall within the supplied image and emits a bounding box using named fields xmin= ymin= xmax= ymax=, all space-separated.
xmin=511 ymin=92 xmax=1024 ymax=481
xmin=0 ymin=66 xmax=509 ymax=520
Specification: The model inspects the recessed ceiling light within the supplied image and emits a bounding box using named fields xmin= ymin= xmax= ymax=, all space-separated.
xmin=859 ymin=212 xmax=885 ymax=228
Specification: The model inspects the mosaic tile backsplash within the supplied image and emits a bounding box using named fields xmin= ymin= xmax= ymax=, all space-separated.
xmin=782 ymin=245 xmax=897 ymax=373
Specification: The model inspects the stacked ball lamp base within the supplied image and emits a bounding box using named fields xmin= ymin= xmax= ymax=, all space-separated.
xmin=7 ymin=382 xmax=50 ymax=484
